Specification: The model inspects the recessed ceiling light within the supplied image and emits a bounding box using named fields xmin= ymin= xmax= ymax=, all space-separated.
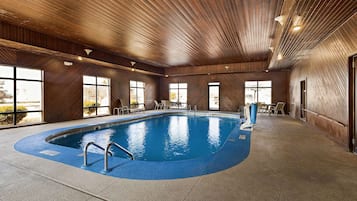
xmin=77 ymin=56 xmax=83 ymax=61
xmin=265 ymin=70 xmax=269 ymax=73
xmin=225 ymin=66 xmax=229 ymax=69
xmin=131 ymin=68 xmax=135 ymax=72
xmin=165 ymin=74 xmax=169 ymax=77
xmin=292 ymin=25 xmax=302 ymax=32
xmin=277 ymin=53 xmax=283 ymax=60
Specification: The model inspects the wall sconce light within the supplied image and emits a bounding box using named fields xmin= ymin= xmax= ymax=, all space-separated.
xmin=84 ymin=48 xmax=92 ymax=55
xmin=165 ymin=74 xmax=169 ymax=78
xmin=274 ymin=15 xmax=285 ymax=26
xmin=64 ymin=61 xmax=73 ymax=66
xmin=77 ymin=56 xmax=83 ymax=61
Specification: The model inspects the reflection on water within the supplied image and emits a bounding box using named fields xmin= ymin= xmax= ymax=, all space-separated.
xmin=81 ymin=129 xmax=114 ymax=154
xmin=167 ymin=116 xmax=189 ymax=155
xmin=127 ymin=121 xmax=146 ymax=158
xmin=52 ymin=115 xmax=238 ymax=161
xmin=208 ymin=117 xmax=220 ymax=147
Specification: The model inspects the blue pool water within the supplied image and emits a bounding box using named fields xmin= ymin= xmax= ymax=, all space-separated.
xmin=15 ymin=112 xmax=251 ymax=179
xmin=49 ymin=115 xmax=238 ymax=161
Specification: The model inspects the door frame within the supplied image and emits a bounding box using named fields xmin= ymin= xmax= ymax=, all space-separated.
xmin=300 ymin=79 xmax=307 ymax=121
xmin=208 ymin=82 xmax=220 ymax=111
xmin=348 ymin=54 xmax=357 ymax=152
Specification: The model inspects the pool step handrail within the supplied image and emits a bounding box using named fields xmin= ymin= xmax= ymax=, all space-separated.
xmin=104 ymin=142 xmax=134 ymax=172
xmin=83 ymin=142 xmax=112 ymax=166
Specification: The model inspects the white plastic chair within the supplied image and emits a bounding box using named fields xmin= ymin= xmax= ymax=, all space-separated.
xmin=269 ymin=102 xmax=286 ymax=115
xmin=154 ymin=100 xmax=163 ymax=110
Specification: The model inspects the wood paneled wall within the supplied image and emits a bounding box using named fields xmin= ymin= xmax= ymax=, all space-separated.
xmin=0 ymin=49 xmax=160 ymax=123
xmin=289 ymin=15 xmax=357 ymax=147
xmin=160 ymin=70 xmax=289 ymax=111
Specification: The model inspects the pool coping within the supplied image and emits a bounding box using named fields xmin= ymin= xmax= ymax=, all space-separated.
xmin=14 ymin=111 xmax=251 ymax=180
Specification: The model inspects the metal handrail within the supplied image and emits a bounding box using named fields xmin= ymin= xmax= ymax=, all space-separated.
xmin=104 ymin=142 xmax=134 ymax=172
xmin=83 ymin=142 xmax=112 ymax=166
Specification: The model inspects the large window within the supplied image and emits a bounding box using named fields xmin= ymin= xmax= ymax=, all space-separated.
xmin=245 ymin=81 xmax=272 ymax=104
xmin=83 ymin=75 xmax=110 ymax=117
xmin=0 ymin=65 xmax=43 ymax=128
xmin=169 ymin=83 xmax=187 ymax=109
xmin=130 ymin=80 xmax=145 ymax=109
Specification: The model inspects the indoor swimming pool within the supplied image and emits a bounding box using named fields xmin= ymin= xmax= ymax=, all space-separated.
xmin=15 ymin=112 xmax=251 ymax=180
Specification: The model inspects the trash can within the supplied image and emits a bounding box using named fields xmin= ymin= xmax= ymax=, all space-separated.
xmin=250 ymin=103 xmax=258 ymax=124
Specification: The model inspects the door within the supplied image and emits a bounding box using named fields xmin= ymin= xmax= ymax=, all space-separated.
xmin=208 ymin=82 xmax=220 ymax=110
xmin=300 ymin=80 xmax=306 ymax=119
xmin=349 ymin=54 xmax=357 ymax=152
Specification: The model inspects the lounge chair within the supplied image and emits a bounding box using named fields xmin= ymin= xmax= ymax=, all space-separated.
xmin=113 ymin=99 xmax=129 ymax=115
xmin=268 ymin=102 xmax=286 ymax=116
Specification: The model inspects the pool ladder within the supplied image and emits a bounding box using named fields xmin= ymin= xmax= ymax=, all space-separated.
xmin=83 ymin=141 xmax=134 ymax=172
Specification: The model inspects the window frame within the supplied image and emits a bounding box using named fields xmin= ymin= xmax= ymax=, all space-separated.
xmin=0 ymin=65 xmax=44 ymax=127
xmin=169 ymin=82 xmax=188 ymax=109
xmin=129 ymin=80 xmax=145 ymax=109
xmin=244 ymin=80 xmax=272 ymax=104
xmin=83 ymin=75 xmax=111 ymax=117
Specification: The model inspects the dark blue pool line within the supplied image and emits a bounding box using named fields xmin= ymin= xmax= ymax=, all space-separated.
xmin=14 ymin=112 xmax=251 ymax=180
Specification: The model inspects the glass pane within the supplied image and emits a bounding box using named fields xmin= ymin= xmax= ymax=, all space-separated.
xmin=97 ymin=77 xmax=110 ymax=85
xmin=209 ymin=86 xmax=219 ymax=110
xmin=245 ymin=88 xmax=257 ymax=104
xmin=178 ymin=89 xmax=187 ymax=103
xmin=83 ymin=75 xmax=96 ymax=84
xmin=0 ymin=113 xmax=13 ymax=128
xmin=16 ymin=81 xmax=42 ymax=111
xmin=17 ymin=111 xmax=42 ymax=125
xmin=169 ymin=89 xmax=178 ymax=103
xmin=258 ymin=88 xmax=272 ymax=104
xmin=0 ymin=65 xmax=14 ymax=78
xmin=97 ymin=86 xmax=110 ymax=107
xmin=83 ymin=85 xmax=96 ymax=107
xmin=0 ymin=80 xmax=14 ymax=126
xmin=0 ymin=79 xmax=14 ymax=108
xmin=258 ymin=81 xmax=272 ymax=87
xmin=97 ymin=107 xmax=110 ymax=115
xmin=130 ymin=88 xmax=137 ymax=105
xmin=137 ymin=88 xmax=144 ymax=104
xmin=130 ymin=80 xmax=136 ymax=87
xmin=137 ymin=81 xmax=144 ymax=88
xmin=169 ymin=83 xmax=178 ymax=89
xmin=245 ymin=81 xmax=257 ymax=87
xmin=179 ymin=83 xmax=187 ymax=88
xmin=83 ymin=108 xmax=96 ymax=117
xmin=17 ymin=67 xmax=42 ymax=80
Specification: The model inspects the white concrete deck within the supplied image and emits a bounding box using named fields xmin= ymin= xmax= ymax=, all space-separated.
xmin=0 ymin=111 xmax=357 ymax=201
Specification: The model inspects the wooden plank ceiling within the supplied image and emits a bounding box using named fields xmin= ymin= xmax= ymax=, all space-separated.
xmin=0 ymin=0 xmax=355 ymax=69
xmin=269 ymin=0 xmax=356 ymax=69
xmin=0 ymin=0 xmax=282 ymax=67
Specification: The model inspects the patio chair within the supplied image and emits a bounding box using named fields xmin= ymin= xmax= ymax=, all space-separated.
xmin=154 ymin=100 xmax=163 ymax=110
xmin=113 ymin=99 xmax=129 ymax=115
xmin=268 ymin=102 xmax=286 ymax=116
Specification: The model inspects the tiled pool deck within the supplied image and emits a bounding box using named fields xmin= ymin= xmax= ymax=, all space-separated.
xmin=1 ymin=111 xmax=357 ymax=201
